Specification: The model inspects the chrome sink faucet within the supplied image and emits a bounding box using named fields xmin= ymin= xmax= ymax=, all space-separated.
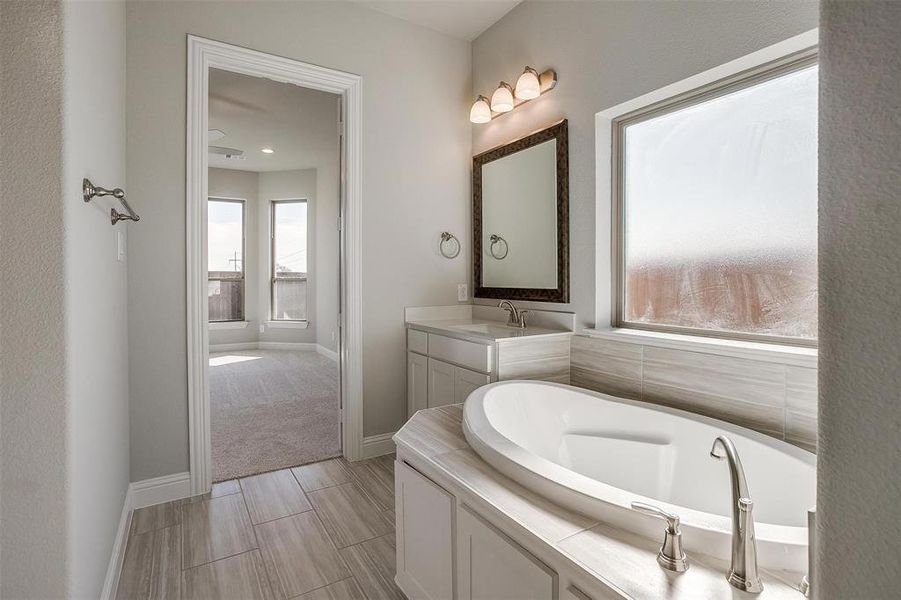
xmin=710 ymin=436 xmax=764 ymax=594
xmin=498 ymin=300 xmax=528 ymax=328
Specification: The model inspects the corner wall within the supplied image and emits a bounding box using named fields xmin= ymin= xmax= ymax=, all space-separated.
xmin=0 ymin=1 xmax=130 ymax=597
xmin=817 ymin=1 xmax=901 ymax=596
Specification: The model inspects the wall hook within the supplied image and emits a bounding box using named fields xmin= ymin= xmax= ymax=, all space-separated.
xmin=83 ymin=178 xmax=140 ymax=225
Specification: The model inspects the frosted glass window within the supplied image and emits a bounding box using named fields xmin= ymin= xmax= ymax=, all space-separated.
xmin=619 ymin=63 xmax=818 ymax=341
xmin=208 ymin=199 xmax=244 ymax=322
xmin=271 ymin=200 xmax=308 ymax=321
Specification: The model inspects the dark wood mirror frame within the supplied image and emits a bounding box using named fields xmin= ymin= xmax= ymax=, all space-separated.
xmin=473 ymin=119 xmax=569 ymax=303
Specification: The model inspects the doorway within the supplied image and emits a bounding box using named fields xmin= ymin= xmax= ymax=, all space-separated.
xmin=187 ymin=36 xmax=363 ymax=494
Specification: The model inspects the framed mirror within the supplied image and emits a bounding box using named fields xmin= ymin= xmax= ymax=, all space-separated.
xmin=473 ymin=119 xmax=569 ymax=302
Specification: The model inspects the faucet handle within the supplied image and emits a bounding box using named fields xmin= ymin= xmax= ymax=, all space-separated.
xmin=631 ymin=502 xmax=690 ymax=572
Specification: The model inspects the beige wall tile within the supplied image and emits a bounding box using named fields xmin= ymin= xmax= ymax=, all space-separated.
xmin=642 ymin=346 xmax=785 ymax=436
xmin=570 ymin=336 xmax=642 ymax=399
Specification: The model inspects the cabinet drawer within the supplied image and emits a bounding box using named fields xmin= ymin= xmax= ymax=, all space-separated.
xmin=428 ymin=334 xmax=493 ymax=373
xmin=408 ymin=328 xmax=429 ymax=355
xmin=396 ymin=461 xmax=455 ymax=600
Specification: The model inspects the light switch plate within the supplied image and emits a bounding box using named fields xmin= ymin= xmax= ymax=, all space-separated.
xmin=457 ymin=283 xmax=468 ymax=302
xmin=117 ymin=231 xmax=126 ymax=262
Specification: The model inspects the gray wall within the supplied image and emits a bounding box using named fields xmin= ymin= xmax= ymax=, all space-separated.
xmin=126 ymin=1 xmax=471 ymax=480
xmin=471 ymin=0 xmax=819 ymax=327
xmin=817 ymin=1 xmax=901 ymax=596
xmin=1 ymin=1 xmax=130 ymax=596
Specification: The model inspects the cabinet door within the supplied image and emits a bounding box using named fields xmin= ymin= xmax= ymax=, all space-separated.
xmin=458 ymin=504 xmax=557 ymax=600
xmin=407 ymin=352 xmax=429 ymax=416
xmin=454 ymin=366 xmax=490 ymax=404
xmin=395 ymin=460 xmax=455 ymax=600
xmin=428 ymin=358 xmax=456 ymax=408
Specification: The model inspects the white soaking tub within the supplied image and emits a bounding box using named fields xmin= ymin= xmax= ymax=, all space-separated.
xmin=462 ymin=380 xmax=815 ymax=573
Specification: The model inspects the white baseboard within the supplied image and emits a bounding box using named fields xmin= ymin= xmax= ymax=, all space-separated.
xmin=258 ymin=341 xmax=317 ymax=351
xmin=130 ymin=471 xmax=192 ymax=509
xmin=209 ymin=342 xmax=258 ymax=353
xmin=99 ymin=487 xmax=133 ymax=600
xmin=360 ymin=431 xmax=397 ymax=459
xmin=317 ymin=344 xmax=339 ymax=362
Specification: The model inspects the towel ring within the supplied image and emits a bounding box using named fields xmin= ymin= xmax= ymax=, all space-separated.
xmin=439 ymin=232 xmax=460 ymax=259
xmin=489 ymin=234 xmax=508 ymax=260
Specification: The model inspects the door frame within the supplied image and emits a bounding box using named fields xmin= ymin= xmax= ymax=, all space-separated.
xmin=186 ymin=35 xmax=363 ymax=494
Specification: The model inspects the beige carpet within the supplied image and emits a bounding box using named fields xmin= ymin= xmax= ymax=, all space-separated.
xmin=209 ymin=349 xmax=340 ymax=481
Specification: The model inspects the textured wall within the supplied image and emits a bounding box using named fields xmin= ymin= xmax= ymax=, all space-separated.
xmin=817 ymin=1 xmax=901 ymax=596
xmin=126 ymin=1 xmax=471 ymax=480
xmin=471 ymin=0 xmax=819 ymax=327
xmin=0 ymin=2 xmax=69 ymax=596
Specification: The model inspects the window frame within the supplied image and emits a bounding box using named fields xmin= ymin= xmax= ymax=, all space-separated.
xmin=611 ymin=50 xmax=818 ymax=348
xmin=270 ymin=198 xmax=309 ymax=322
xmin=207 ymin=197 xmax=246 ymax=323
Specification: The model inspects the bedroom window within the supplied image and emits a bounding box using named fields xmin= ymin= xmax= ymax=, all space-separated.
xmin=613 ymin=55 xmax=818 ymax=345
xmin=271 ymin=199 xmax=308 ymax=321
xmin=208 ymin=198 xmax=245 ymax=322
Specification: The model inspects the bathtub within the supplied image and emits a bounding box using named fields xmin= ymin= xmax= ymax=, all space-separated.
xmin=462 ymin=380 xmax=815 ymax=573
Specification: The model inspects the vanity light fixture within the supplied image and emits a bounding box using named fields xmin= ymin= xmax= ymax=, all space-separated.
xmin=514 ymin=67 xmax=541 ymax=100
xmin=469 ymin=95 xmax=492 ymax=124
xmin=490 ymin=82 xmax=515 ymax=113
xmin=470 ymin=66 xmax=557 ymax=124
xmin=261 ymin=147 xmax=275 ymax=154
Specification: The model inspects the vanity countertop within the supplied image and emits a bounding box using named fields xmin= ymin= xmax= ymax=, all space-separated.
xmin=394 ymin=404 xmax=805 ymax=600
xmin=406 ymin=318 xmax=573 ymax=344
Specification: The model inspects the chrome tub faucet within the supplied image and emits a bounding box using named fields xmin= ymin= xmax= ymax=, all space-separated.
xmin=710 ymin=435 xmax=764 ymax=594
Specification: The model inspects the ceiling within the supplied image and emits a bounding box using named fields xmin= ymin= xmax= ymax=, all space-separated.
xmin=208 ymin=68 xmax=339 ymax=172
xmin=355 ymin=0 xmax=521 ymax=41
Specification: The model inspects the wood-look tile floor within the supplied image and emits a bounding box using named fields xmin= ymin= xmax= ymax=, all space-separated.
xmin=117 ymin=455 xmax=404 ymax=600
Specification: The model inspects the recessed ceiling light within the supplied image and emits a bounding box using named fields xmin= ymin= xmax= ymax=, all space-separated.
xmin=261 ymin=148 xmax=275 ymax=154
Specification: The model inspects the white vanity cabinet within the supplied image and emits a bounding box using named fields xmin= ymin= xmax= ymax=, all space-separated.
xmin=407 ymin=329 xmax=495 ymax=415
xmin=406 ymin=325 xmax=570 ymax=417
xmin=457 ymin=505 xmax=558 ymax=600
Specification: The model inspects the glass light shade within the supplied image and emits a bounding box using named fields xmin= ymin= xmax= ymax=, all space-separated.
xmin=490 ymin=83 xmax=514 ymax=113
xmin=469 ymin=96 xmax=491 ymax=124
xmin=514 ymin=68 xmax=541 ymax=100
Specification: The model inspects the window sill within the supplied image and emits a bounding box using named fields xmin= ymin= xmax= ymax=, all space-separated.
xmin=266 ymin=320 xmax=309 ymax=330
xmin=581 ymin=327 xmax=817 ymax=369
xmin=209 ymin=321 xmax=250 ymax=331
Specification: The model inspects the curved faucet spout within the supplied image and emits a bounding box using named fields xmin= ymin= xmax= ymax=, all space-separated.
xmin=710 ymin=435 xmax=763 ymax=594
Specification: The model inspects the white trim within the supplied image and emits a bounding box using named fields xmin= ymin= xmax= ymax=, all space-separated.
xmin=361 ymin=431 xmax=397 ymax=459
xmin=209 ymin=320 xmax=250 ymax=330
xmin=581 ymin=328 xmax=817 ymax=369
xmin=317 ymin=344 xmax=339 ymax=363
xmin=209 ymin=342 xmax=259 ymax=353
xmin=265 ymin=320 xmax=309 ymax=329
xmin=130 ymin=471 xmax=192 ymax=509
xmin=594 ymin=28 xmax=819 ymax=331
xmin=99 ymin=488 xmax=133 ymax=600
xmin=258 ymin=341 xmax=317 ymax=351
xmin=187 ymin=35 xmax=363 ymax=495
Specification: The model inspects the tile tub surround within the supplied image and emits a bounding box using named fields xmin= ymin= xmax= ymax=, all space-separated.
xmin=115 ymin=457 xmax=401 ymax=600
xmin=395 ymin=405 xmax=806 ymax=600
xmin=570 ymin=335 xmax=817 ymax=452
